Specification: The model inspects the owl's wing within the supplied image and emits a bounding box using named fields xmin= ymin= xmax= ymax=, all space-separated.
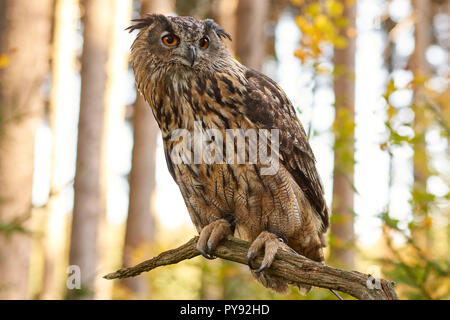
xmin=243 ymin=68 xmax=329 ymax=231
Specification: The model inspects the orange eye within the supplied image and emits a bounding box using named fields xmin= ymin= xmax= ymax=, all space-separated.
xmin=199 ymin=37 xmax=209 ymax=50
xmin=162 ymin=34 xmax=179 ymax=47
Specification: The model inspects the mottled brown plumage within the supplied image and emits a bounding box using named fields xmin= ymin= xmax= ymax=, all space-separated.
xmin=128 ymin=14 xmax=330 ymax=294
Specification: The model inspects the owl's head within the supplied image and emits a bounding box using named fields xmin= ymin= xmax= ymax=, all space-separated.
xmin=127 ymin=14 xmax=232 ymax=71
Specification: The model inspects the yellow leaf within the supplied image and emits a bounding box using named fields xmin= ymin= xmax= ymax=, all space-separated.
xmin=295 ymin=16 xmax=309 ymax=30
xmin=311 ymin=28 xmax=322 ymax=42
xmin=387 ymin=105 xmax=397 ymax=119
xmin=314 ymin=14 xmax=331 ymax=31
xmin=333 ymin=36 xmax=348 ymax=49
xmin=424 ymin=216 xmax=432 ymax=228
xmin=0 ymin=54 xmax=10 ymax=68
xmin=316 ymin=15 xmax=338 ymax=38
xmin=315 ymin=63 xmax=332 ymax=74
xmin=333 ymin=64 xmax=346 ymax=76
xmin=294 ymin=48 xmax=310 ymax=64
xmin=306 ymin=3 xmax=322 ymax=17
xmin=296 ymin=17 xmax=315 ymax=36
xmin=335 ymin=16 xmax=349 ymax=28
xmin=291 ymin=0 xmax=304 ymax=6
xmin=385 ymin=78 xmax=396 ymax=96
xmin=311 ymin=43 xmax=323 ymax=57
xmin=325 ymin=0 xmax=344 ymax=17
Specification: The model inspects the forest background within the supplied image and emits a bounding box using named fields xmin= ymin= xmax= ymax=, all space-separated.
xmin=0 ymin=0 xmax=448 ymax=300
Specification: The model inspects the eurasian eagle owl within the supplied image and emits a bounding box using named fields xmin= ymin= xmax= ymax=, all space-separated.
xmin=127 ymin=14 xmax=329 ymax=294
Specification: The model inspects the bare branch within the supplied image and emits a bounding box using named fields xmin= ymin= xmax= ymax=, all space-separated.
xmin=104 ymin=235 xmax=399 ymax=300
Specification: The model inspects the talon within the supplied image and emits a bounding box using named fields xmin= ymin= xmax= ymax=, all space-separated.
xmin=247 ymin=231 xmax=285 ymax=274
xmin=197 ymin=219 xmax=232 ymax=260
xmin=255 ymin=262 xmax=268 ymax=274
xmin=198 ymin=247 xmax=216 ymax=260
xmin=207 ymin=241 xmax=215 ymax=255
xmin=247 ymin=252 xmax=258 ymax=270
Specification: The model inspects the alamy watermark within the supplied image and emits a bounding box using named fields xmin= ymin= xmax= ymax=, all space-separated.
xmin=169 ymin=121 xmax=280 ymax=175
xmin=66 ymin=265 xmax=81 ymax=290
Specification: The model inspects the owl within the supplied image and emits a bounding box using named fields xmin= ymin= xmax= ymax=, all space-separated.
xmin=127 ymin=14 xmax=329 ymax=294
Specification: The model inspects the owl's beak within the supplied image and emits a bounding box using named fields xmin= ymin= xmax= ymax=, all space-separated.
xmin=187 ymin=45 xmax=197 ymax=67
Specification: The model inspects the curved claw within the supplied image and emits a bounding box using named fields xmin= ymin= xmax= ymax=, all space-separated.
xmin=247 ymin=252 xmax=258 ymax=270
xmin=197 ymin=219 xmax=232 ymax=261
xmin=247 ymin=231 xmax=284 ymax=274
xmin=255 ymin=262 xmax=268 ymax=274
xmin=207 ymin=241 xmax=216 ymax=256
xmin=198 ymin=247 xmax=216 ymax=260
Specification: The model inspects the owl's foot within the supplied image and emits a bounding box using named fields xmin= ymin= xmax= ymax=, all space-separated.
xmin=197 ymin=219 xmax=232 ymax=260
xmin=247 ymin=231 xmax=287 ymax=274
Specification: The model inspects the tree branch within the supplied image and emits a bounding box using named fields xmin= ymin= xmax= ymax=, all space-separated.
xmin=104 ymin=235 xmax=399 ymax=300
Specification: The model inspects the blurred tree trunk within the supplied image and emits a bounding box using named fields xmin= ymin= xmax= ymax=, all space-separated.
xmin=410 ymin=0 xmax=432 ymax=249
xmin=235 ymin=0 xmax=269 ymax=71
xmin=0 ymin=0 xmax=52 ymax=299
xmin=329 ymin=2 xmax=356 ymax=269
xmin=94 ymin=0 xmax=133 ymax=300
xmin=68 ymin=0 xmax=113 ymax=299
xmin=213 ymin=0 xmax=238 ymax=54
xmin=119 ymin=0 xmax=173 ymax=298
xmin=41 ymin=0 xmax=79 ymax=300
xmin=141 ymin=0 xmax=174 ymax=14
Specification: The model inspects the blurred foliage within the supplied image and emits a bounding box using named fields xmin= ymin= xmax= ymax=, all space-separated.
xmin=290 ymin=0 xmax=449 ymax=300
xmin=332 ymin=108 xmax=356 ymax=173
xmin=377 ymin=220 xmax=450 ymax=299
xmin=376 ymin=0 xmax=449 ymax=299
xmin=0 ymin=219 xmax=29 ymax=237
xmin=0 ymin=54 xmax=10 ymax=68
xmin=0 ymin=53 xmax=6 ymax=136
xmin=291 ymin=0 xmax=356 ymax=64
xmin=379 ymin=73 xmax=449 ymax=299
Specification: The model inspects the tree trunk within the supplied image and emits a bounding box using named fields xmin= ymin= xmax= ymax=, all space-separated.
xmin=41 ymin=0 xmax=79 ymax=300
xmin=92 ymin=0 xmax=133 ymax=300
xmin=120 ymin=0 xmax=173 ymax=298
xmin=410 ymin=0 xmax=432 ymax=249
xmin=68 ymin=0 xmax=113 ymax=299
xmin=141 ymin=0 xmax=174 ymax=14
xmin=235 ymin=0 xmax=269 ymax=71
xmin=0 ymin=0 xmax=52 ymax=299
xmin=214 ymin=0 xmax=238 ymax=54
xmin=330 ymin=2 xmax=356 ymax=269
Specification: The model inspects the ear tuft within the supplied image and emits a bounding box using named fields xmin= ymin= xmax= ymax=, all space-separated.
xmin=126 ymin=15 xmax=154 ymax=33
xmin=204 ymin=19 xmax=232 ymax=41
xmin=126 ymin=14 xmax=168 ymax=33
